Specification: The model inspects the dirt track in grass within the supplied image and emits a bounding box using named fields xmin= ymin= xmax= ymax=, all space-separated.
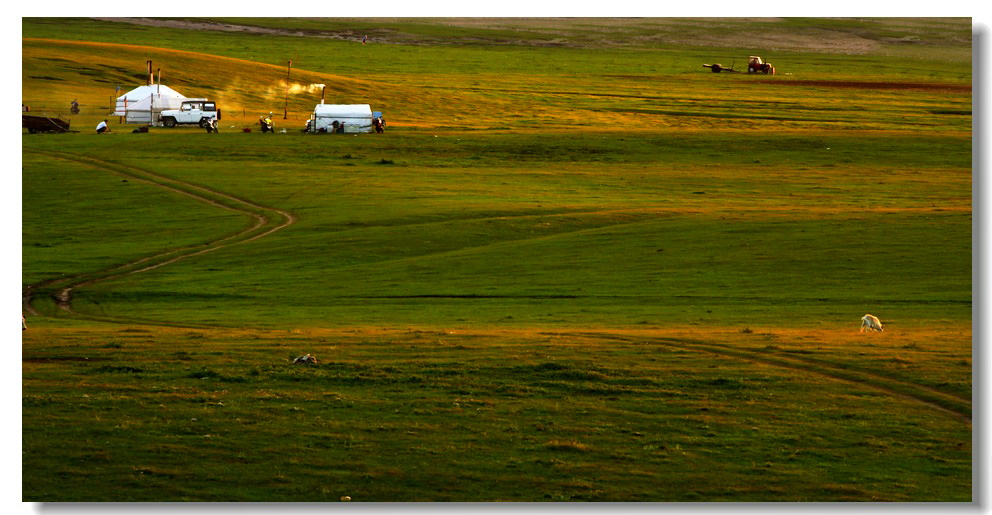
xmin=25 ymin=323 xmax=971 ymax=424
xmin=561 ymin=330 xmax=972 ymax=422
xmin=21 ymin=148 xmax=968 ymax=321
xmin=358 ymin=325 xmax=970 ymax=423
xmin=21 ymin=152 xmax=297 ymax=319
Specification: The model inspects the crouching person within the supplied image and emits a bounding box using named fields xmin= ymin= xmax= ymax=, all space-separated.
xmin=96 ymin=119 xmax=110 ymax=134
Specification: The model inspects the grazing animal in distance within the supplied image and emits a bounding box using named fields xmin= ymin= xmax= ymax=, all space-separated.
xmin=860 ymin=314 xmax=883 ymax=333
xmin=293 ymin=354 xmax=318 ymax=365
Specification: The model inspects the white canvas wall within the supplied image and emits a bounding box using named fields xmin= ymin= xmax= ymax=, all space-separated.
xmin=113 ymin=84 xmax=187 ymax=125
xmin=312 ymin=104 xmax=373 ymax=133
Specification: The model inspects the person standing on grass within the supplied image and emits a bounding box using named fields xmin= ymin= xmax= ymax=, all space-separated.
xmin=96 ymin=119 xmax=109 ymax=134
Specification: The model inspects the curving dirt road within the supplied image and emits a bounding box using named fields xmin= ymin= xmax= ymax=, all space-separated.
xmin=23 ymin=151 xmax=296 ymax=325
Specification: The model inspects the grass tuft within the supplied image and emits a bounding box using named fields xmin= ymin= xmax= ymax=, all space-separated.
xmin=544 ymin=439 xmax=591 ymax=452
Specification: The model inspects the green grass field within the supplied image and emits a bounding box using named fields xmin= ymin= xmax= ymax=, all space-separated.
xmin=21 ymin=17 xmax=973 ymax=502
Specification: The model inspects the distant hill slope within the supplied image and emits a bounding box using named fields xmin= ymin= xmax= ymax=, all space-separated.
xmin=93 ymin=17 xmax=973 ymax=57
xmin=22 ymin=28 xmax=972 ymax=133
xmin=22 ymin=38 xmax=493 ymax=128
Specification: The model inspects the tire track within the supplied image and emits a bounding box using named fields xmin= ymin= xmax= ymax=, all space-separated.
xmin=23 ymin=152 xmax=297 ymax=321
xmin=565 ymin=331 xmax=971 ymax=423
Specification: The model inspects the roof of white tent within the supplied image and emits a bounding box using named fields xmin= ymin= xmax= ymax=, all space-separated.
xmin=313 ymin=104 xmax=372 ymax=118
xmin=117 ymin=84 xmax=186 ymax=101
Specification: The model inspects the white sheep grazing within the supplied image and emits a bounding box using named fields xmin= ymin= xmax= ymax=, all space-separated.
xmin=860 ymin=314 xmax=883 ymax=333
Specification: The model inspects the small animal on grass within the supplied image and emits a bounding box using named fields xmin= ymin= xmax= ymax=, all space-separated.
xmin=293 ymin=354 xmax=318 ymax=365
xmin=860 ymin=314 xmax=883 ymax=333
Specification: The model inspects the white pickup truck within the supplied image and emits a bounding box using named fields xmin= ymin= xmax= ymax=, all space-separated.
xmin=159 ymin=99 xmax=221 ymax=128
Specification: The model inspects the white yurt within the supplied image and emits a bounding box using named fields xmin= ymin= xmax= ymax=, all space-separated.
xmin=112 ymin=84 xmax=187 ymax=125
xmin=311 ymin=104 xmax=373 ymax=133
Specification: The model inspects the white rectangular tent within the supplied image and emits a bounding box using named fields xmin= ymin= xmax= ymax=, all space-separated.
xmin=112 ymin=84 xmax=188 ymax=125
xmin=311 ymin=104 xmax=373 ymax=133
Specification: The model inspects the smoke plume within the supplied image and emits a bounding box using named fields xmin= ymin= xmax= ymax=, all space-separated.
xmin=287 ymin=83 xmax=325 ymax=95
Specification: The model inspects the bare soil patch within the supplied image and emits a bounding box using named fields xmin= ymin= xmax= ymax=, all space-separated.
xmin=23 ymin=356 xmax=109 ymax=363
xmin=764 ymin=80 xmax=971 ymax=92
xmin=92 ymin=17 xmax=351 ymax=39
xmin=87 ymin=17 xmax=946 ymax=54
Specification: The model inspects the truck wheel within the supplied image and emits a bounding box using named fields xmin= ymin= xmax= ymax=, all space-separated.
xmin=163 ymin=117 xmax=176 ymax=128
xmin=748 ymin=67 xmax=756 ymax=74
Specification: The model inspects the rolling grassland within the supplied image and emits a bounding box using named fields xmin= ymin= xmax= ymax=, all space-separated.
xmin=21 ymin=18 xmax=972 ymax=501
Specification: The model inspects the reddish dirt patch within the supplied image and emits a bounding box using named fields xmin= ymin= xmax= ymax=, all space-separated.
xmin=23 ymin=356 xmax=109 ymax=363
xmin=763 ymin=80 xmax=971 ymax=92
